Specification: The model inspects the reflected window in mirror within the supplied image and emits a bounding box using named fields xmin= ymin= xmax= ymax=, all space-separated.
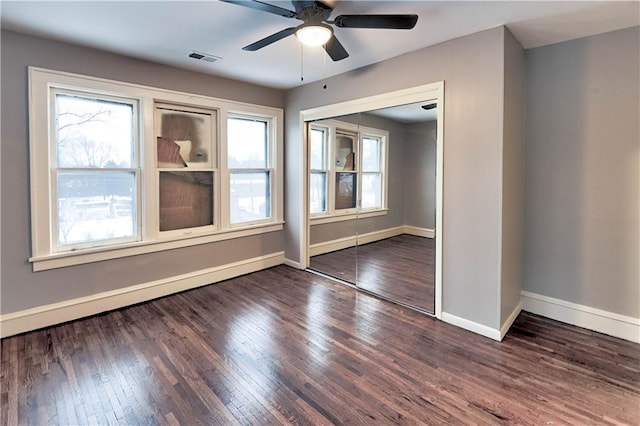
xmin=309 ymin=119 xmax=388 ymax=223
xmin=335 ymin=132 xmax=356 ymax=172
xmin=309 ymin=127 xmax=328 ymax=214
xmin=361 ymin=136 xmax=383 ymax=210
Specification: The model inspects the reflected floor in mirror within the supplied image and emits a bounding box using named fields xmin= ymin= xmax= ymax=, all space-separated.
xmin=309 ymin=234 xmax=435 ymax=313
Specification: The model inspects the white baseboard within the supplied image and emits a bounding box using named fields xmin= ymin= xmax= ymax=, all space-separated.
xmin=283 ymin=258 xmax=304 ymax=269
xmin=358 ymin=226 xmax=405 ymax=245
xmin=0 ymin=252 xmax=285 ymax=338
xmin=441 ymin=311 xmax=502 ymax=341
xmin=309 ymin=226 xmax=434 ymax=257
xmin=403 ymin=226 xmax=435 ymax=238
xmin=500 ymin=301 xmax=522 ymax=340
xmin=309 ymin=226 xmax=404 ymax=257
xmin=309 ymin=235 xmax=357 ymax=257
xmin=521 ymin=291 xmax=640 ymax=343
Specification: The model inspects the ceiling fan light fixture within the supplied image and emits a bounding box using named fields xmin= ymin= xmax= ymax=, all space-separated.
xmin=296 ymin=24 xmax=332 ymax=47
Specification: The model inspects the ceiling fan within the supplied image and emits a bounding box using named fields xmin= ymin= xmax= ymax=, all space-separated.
xmin=220 ymin=0 xmax=418 ymax=61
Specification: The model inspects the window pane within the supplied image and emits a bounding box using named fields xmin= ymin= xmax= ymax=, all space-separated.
xmin=362 ymin=137 xmax=380 ymax=172
xmin=228 ymin=118 xmax=267 ymax=168
xmin=57 ymin=171 xmax=136 ymax=246
xmin=362 ymin=172 xmax=382 ymax=209
xmin=335 ymin=134 xmax=355 ymax=171
xmin=310 ymin=128 xmax=326 ymax=170
xmin=335 ymin=172 xmax=357 ymax=210
xmin=56 ymin=94 xmax=134 ymax=168
xmin=159 ymin=171 xmax=213 ymax=231
xmin=230 ymin=172 xmax=270 ymax=223
xmin=310 ymin=172 xmax=326 ymax=213
xmin=157 ymin=108 xmax=213 ymax=167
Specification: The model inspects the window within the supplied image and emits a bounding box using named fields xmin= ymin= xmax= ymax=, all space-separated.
xmin=309 ymin=127 xmax=328 ymax=214
xmin=334 ymin=131 xmax=357 ymax=211
xmin=155 ymin=104 xmax=216 ymax=233
xmin=309 ymin=119 xmax=388 ymax=222
xmin=361 ymin=136 xmax=383 ymax=210
xmin=53 ymin=90 xmax=139 ymax=250
xmin=227 ymin=116 xmax=272 ymax=225
xmin=29 ymin=67 xmax=283 ymax=271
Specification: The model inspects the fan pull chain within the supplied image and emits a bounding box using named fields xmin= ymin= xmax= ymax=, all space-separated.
xmin=300 ymin=45 xmax=304 ymax=81
xmin=322 ymin=46 xmax=327 ymax=89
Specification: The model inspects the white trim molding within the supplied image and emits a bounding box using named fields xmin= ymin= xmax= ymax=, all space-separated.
xmin=441 ymin=312 xmax=502 ymax=341
xmin=283 ymin=258 xmax=304 ymax=270
xmin=309 ymin=226 xmax=435 ymax=258
xmin=0 ymin=252 xmax=284 ymax=338
xmin=500 ymin=301 xmax=522 ymax=340
xmin=403 ymin=226 xmax=435 ymax=238
xmin=521 ymin=291 xmax=640 ymax=343
xmin=441 ymin=302 xmax=521 ymax=342
xmin=308 ymin=226 xmax=404 ymax=257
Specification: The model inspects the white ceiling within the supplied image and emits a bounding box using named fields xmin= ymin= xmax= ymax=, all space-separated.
xmin=1 ymin=1 xmax=639 ymax=90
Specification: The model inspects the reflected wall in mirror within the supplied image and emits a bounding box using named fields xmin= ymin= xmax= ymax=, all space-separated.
xmin=307 ymin=101 xmax=437 ymax=313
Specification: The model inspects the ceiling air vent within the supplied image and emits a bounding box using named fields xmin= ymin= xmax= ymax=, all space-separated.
xmin=188 ymin=51 xmax=221 ymax=63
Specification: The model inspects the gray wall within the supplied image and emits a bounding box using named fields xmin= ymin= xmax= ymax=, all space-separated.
xmin=500 ymin=29 xmax=526 ymax=325
xmin=286 ymin=27 xmax=507 ymax=329
xmin=1 ymin=30 xmax=286 ymax=314
xmin=524 ymin=26 xmax=639 ymax=318
xmin=404 ymin=120 xmax=437 ymax=230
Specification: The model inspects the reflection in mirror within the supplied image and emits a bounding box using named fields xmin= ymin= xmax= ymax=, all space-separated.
xmin=353 ymin=101 xmax=437 ymax=313
xmin=307 ymin=114 xmax=360 ymax=283
xmin=307 ymin=101 xmax=437 ymax=314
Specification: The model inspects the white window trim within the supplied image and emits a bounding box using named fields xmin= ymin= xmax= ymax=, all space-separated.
xmin=226 ymin=113 xmax=277 ymax=228
xmin=309 ymin=125 xmax=330 ymax=216
xmin=50 ymin=88 xmax=143 ymax=252
xmin=154 ymin=102 xmax=219 ymax=238
xmin=28 ymin=67 xmax=284 ymax=271
xmin=309 ymin=119 xmax=389 ymax=224
xmin=359 ymin=129 xmax=388 ymax=212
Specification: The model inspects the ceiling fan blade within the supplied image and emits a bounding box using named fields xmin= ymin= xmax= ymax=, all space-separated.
xmin=333 ymin=14 xmax=418 ymax=29
xmin=220 ymin=0 xmax=297 ymax=18
xmin=243 ymin=27 xmax=297 ymax=51
xmin=323 ymin=35 xmax=349 ymax=61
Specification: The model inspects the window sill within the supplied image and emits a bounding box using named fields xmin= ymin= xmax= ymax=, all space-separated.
xmin=29 ymin=222 xmax=284 ymax=272
xmin=310 ymin=209 xmax=388 ymax=225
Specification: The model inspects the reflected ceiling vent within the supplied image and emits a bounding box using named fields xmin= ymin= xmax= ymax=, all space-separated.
xmin=188 ymin=51 xmax=221 ymax=63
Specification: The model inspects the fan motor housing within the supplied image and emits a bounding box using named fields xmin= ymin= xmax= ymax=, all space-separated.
xmin=293 ymin=1 xmax=333 ymax=23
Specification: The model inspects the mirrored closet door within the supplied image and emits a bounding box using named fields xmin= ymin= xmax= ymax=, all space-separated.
xmin=307 ymin=101 xmax=438 ymax=314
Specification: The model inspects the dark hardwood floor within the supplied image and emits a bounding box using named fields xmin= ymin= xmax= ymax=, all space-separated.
xmin=309 ymin=241 xmax=358 ymax=282
xmin=1 ymin=265 xmax=638 ymax=425
xmin=310 ymin=234 xmax=435 ymax=312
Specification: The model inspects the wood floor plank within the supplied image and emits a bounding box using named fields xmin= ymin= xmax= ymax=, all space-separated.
xmin=1 ymin=265 xmax=638 ymax=425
